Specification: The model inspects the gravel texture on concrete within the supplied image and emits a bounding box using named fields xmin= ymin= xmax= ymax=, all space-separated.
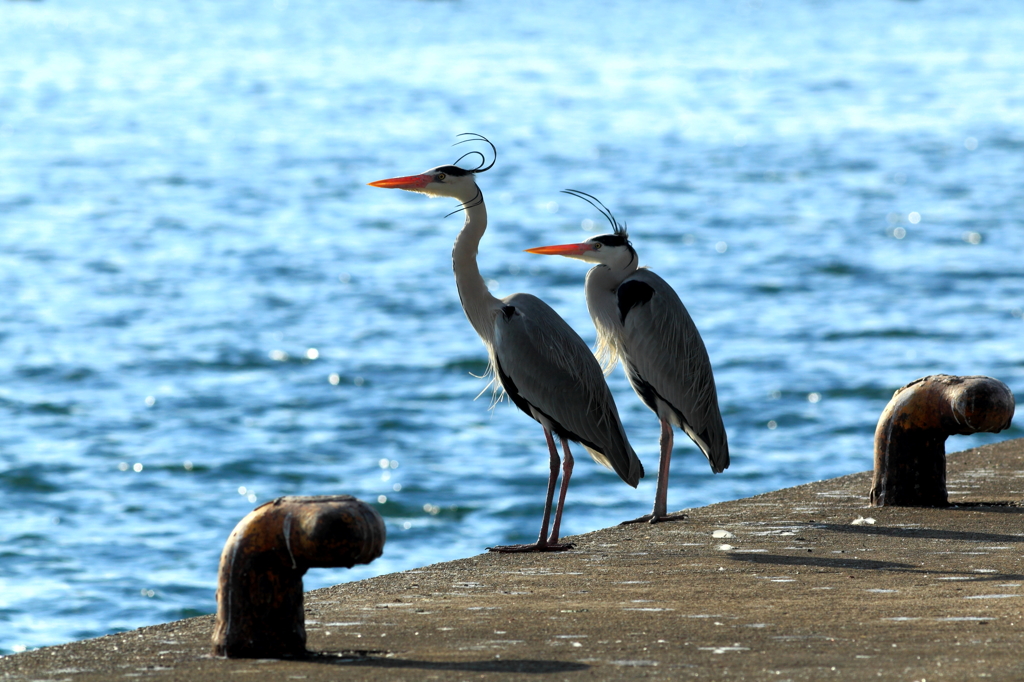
xmin=3 ymin=439 xmax=1024 ymax=681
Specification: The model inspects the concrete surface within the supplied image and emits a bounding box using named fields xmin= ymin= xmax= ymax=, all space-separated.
xmin=3 ymin=438 xmax=1024 ymax=681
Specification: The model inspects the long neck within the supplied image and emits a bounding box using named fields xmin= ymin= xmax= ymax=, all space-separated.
xmin=452 ymin=189 xmax=502 ymax=345
xmin=585 ymin=257 xmax=638 ymax=372
xmin=584 ymin=250 xmax=639 ymax=314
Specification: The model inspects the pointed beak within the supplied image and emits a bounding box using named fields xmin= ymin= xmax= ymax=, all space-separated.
xmin=524 ymin=242 xmax=595 ymax=257
xmin=367 ymin=173 xmax=433 ymax=190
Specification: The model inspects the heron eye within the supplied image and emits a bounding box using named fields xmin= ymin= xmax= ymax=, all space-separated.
xmin=437 ymin=172 xmax=447 ymax=181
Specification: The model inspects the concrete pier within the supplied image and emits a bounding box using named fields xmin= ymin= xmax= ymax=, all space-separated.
xmin=3 ymin=438 xmax=1024 ymax=681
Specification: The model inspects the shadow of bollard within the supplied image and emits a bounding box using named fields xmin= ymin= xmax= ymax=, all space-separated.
xmin=870 ymin=375 xmax=1015 ymax=507
xmin=211 ymin=495 xmax=386 ymax=658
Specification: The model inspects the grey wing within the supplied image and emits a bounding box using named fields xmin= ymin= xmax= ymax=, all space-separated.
xmin=617 ymin=270 xmax=729 ymax=473
xmin=491 ymin=293 xmax=644 ymax=487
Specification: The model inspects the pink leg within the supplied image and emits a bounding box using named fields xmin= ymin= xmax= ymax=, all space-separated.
xmin=621 ymin=418 xmax=685 ymax=525
xmin=546 ymin=438 xmax=575 ymax=545
xmin=650 ymin=418 xmax=674 ymax=522
xmin=534 ymin=428 xmax=560 ymax=546
xmin=488 ymin=428 xmax=573 ymax=553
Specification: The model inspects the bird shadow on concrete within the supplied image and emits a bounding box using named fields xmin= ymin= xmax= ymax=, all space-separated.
xmin=727 ymin=553 xmax=918 ymax=573
xmin=815 ymin=522 xmax=1024 ymax=545
xmin=302 ymin=652 xmax=589 ymax=674
xmin=728 ymin=552 xmax=1024 ymax=581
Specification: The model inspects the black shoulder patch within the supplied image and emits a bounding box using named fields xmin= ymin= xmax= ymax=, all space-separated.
xmin=501 ymin=305 xmax=516 ymax=321
xmin=617 ymin=280 xmax=655 ymax=324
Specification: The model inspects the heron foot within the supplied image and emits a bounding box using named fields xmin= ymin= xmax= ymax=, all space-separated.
xmin=619 ymin=512 xmax=688 ymax=525
xmin=650 ymin=512 xmax=688 ymax=524
xmin=487 ymin=542 xmax=574 ymax=553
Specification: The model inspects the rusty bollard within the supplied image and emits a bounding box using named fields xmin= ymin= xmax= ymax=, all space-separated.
xmin=869 ymin=375 xmax=1015 ymax=507
xmin=211 ymin=495 xmax=386 ymax=658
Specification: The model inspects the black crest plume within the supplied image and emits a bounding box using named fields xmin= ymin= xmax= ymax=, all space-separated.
xmin=444 ymin=133 xmax=496 ymax=218
xmin=561 ymin=189 xmax=627 ymax=236
xmin=452 ymin=133 xmax=497 ymax=174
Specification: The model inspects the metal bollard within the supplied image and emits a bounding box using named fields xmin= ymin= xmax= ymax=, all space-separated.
xmin=211 ymin=495 xmax=386 ymax=658
xmin=870 ymin=375 xmax=1014 ymax=507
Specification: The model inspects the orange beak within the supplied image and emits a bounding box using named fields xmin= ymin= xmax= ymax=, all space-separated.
xmin=524 ymin=242 xmax=595 ymax=257
xmin=367 ymin=173 xmax=433 ymax=190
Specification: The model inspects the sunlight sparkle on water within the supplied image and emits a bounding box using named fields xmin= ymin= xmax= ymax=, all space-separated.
xmin=3 ymin=0 xmax=1024 ymax=652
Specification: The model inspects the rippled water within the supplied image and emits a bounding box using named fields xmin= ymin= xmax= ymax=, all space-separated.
xmin=1 ymin=0 xmax=1023 ymax=653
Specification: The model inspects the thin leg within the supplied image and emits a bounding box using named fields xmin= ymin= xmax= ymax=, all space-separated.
xmin=546 ymin=438 xmax=574 ymax=545
xmin=536 ymin=428 xmax=560 ymax=545
xmin=649 ymin=418 xmax=678 ymax=523
xmin=488 ymin=428 xmax=573 ymax=553
xmin=621 ymin=418 xmax=686 ymax=525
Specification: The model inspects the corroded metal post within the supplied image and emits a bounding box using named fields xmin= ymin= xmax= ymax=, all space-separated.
xmin=212 ymin=495 xmax=385 ymax=658
xmin=870 ymin=375 xmax=1015 ymax=507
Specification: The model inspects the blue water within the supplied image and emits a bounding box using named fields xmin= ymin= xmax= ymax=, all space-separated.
xmin=2 ymin=0 xmax=1023 ymax=653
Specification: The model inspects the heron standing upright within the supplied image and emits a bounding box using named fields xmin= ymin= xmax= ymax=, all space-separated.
xmin=368 ymin=137 xmax=643 ymax=552
xmin=526 ymin=190 xmax=728 ymax=524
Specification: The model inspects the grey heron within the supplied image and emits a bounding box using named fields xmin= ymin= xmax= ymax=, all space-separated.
xmin=368 ymin=137 xmax=643 ymax=552
xmin=526 ymin=190 xmax=728 ymax=524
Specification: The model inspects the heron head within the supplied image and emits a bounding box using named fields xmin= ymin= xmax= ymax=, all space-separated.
xmin=368 ymin=133 xmax=496 ymax=204
xmin=527 ymin=189 xmax=636 ymax=269
xmin=367 ymin=164 xmax=479 ymax=200
xmin=526 ymin=233 xmax=636 ymax=268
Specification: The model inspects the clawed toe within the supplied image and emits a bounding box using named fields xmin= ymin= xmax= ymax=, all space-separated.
xmin=487 ymin=542 xmax=574 ymax=553
xmin=649 ymin=512 xmax=687 ymax=524
xmin=620 ymin=512 xmax=688 ymax=525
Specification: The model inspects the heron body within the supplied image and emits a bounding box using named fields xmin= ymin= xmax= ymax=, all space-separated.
xmin=369 ymin=141 xmax=642 ymax=552
xmin=527 ymin=191 xmax=728 ymax=523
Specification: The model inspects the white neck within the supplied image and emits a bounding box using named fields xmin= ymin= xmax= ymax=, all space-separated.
xmin=451 ymin=189 xmax=502 ymax=345
xmin=584 ymin=255 xmax=639 ymax=372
